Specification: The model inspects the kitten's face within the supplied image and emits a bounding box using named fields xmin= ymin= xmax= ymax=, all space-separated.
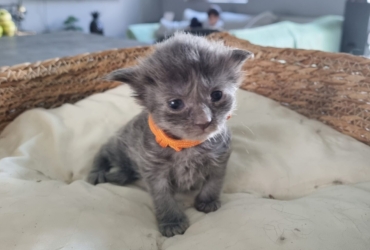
xmin=146 ymin=57 xmax=240 ymax=141
xmin=108 ymin=33 xmax=251 ymax=141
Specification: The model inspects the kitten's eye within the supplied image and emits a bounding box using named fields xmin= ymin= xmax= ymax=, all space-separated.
xmin=211 ymin=91 xmax=223 ymax=102
xmin=168 ymin=99 xmax=184 ymax=110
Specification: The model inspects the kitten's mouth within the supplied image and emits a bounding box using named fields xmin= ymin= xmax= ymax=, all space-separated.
xmin=163 ymin=130 xmax=182 ymax=140
xmin=164 ymin=123 xmax=221 ymax=141
xmin=195 ymin=124 xmax=220 ymax=139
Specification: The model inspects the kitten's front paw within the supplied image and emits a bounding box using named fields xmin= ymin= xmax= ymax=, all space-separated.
xmin=87 ymin=170 xmax=106 ymax=185
xmin=195 ymin=199 xmax=221 ymax=213
xmin=159 ymin=215 xmax=189 ymax=237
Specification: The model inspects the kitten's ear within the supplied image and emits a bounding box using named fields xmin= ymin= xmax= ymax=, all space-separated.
xmin=105 ymin=67 xmax=138 ymax=84
xmin=105 ymin=67 xmax=146 ymax=105
xmin=230 ymin=49 xmax=253 ymax=66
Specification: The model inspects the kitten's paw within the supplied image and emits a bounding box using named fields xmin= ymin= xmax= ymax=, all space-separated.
xmin=87 ymin=170 xmax=106 ymax=185
xmin=195 ymin=199 xmax=221 ymax=213
xmin=159 ymin=215 xmax=189 ymax=237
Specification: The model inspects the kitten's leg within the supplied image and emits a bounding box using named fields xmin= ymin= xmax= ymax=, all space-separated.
xmin=146 ymin=175 xmax=189 ymax=237
xmin=194 ymin=166 xmax=226 ymax=213
xmin=87 ymin=150 xmax=111 ymax=185
xmin=87 ymin=145 xmax=138 ymax=186
xmin=104 ymin=167 xmax=139 ymax=185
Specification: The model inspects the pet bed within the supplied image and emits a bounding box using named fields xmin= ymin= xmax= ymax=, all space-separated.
xmin=0 ymin=33 xmax=370 ymax=249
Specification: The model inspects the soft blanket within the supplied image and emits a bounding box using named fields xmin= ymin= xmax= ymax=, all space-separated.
xmin=1 ymin=85 xmax=369 ymax=250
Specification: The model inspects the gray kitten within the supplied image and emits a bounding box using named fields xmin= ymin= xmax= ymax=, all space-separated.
xmin=87 ymin=33 xmax=251 ymax=237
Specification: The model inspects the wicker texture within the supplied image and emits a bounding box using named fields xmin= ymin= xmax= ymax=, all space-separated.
xmin=0 ymin=46 xmax=153 ymax=132
xmin=1 ymin=32 xmax=369 ymax=145
xmin=208 ymin=33 xmax=370 ymax=145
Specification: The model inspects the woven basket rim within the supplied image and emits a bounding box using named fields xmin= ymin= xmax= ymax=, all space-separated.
xmin=1 ymin=32 xmax=370 ymax=146
xmin=0 ymin=45 xmax=152 ymax=74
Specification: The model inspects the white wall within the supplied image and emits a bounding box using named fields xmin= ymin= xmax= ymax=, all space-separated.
xmin=161 ymin=0 xmax=346 ymax=19
xmin=17 ymin=0 xmax=162 ymax=37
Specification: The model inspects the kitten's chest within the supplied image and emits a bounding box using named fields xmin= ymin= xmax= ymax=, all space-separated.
xmin=171 ymin=147 xmax=213 ymax=191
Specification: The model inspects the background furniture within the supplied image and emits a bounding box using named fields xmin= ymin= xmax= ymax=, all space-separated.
xmin=126 ymin=8 xmax=343 ymax=52
xmin=0 ymin=31 xmax=146 ymax=67
xmin=340 ymin=0 xmax=370 ymax=56
xmin=229 ymin=15 xmax=343 ymax=52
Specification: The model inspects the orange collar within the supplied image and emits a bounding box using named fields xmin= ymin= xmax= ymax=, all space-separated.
xmin=148 ymin=115 xmax=202 ymax=152
xmin=148 ymin=114 xmax=232 ymax=152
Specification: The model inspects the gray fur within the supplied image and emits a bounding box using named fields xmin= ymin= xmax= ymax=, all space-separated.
xmin=87 ymin=33 xmax=251 ymax=237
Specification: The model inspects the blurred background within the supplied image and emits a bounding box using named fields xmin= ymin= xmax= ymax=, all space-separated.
xmin=0 ymin=0 xmax=369 ymax=66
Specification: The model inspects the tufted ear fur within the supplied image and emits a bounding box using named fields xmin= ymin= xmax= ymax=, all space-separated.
xmin=105 ymin=67 xmax=146 ymax=105
xmin=229 ymin=49 xmax=253 ymax=68
xmin=105 ymin=67 xmax=137 ymax=83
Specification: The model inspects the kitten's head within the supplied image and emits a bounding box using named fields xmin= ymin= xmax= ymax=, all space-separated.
xmin=108 ymin=33 xmax=252 ymax=141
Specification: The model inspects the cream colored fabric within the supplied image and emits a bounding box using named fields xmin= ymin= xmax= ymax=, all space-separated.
xmin=1 ymin=85 xmax=370 ymax=250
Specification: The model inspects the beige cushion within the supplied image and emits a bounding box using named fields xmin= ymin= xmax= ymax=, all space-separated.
xmin=1 ymin=85 xmax=370 ymax=249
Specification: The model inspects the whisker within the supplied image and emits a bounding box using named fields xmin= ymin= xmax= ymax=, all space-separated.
xmin=242 ymin=124 xmax=255 ymax=136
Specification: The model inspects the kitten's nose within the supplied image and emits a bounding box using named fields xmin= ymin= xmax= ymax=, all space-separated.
xmin=194 ymin=104 xmax=212 ymax=130
xmin=195 ymin=120 xmax=212 ymax=130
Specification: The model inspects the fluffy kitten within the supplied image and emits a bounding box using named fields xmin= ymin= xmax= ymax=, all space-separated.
xmin=87 ymin=33 xmax=251 ymax=237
